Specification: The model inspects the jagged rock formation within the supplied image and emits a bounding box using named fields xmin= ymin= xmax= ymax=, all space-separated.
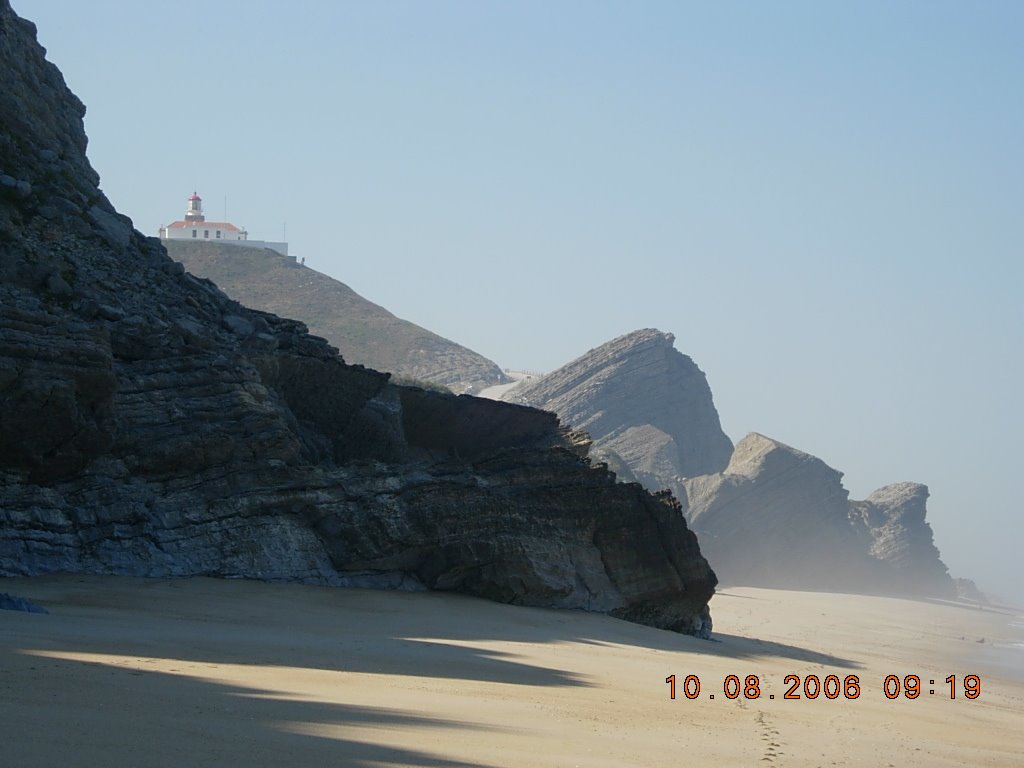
xmin=509 ymin=321 xmax=958 ymax=598
xmin=684 ymin=434 xmax=954 ymax=596
xmin=506 ymin=325 xmax=956 ymax=597
xmin=683 ymin=433 xmax=873 ymax=590
xmin=0 ymin=1 xmax=716 ymax=635
xmin=848 ymin=483 xmax=954 ymax=594
xmin=505 ymin=329 xmax=733 ymax=499
xmin=167 ymin=240 xmax=508 ymax=395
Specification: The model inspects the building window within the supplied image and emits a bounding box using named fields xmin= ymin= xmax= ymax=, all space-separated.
xmin=191 ymin=229 xmax=197 ymax=238
xmin=204 ymin=230 xmax=209 ymax=239
xmin=216 ymin=230 xmax=221 ymax=239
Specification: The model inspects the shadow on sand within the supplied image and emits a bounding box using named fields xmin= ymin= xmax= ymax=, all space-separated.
xmin=0 ymin=576 xmax=861 ymax=766
xmin=0 ymin=643 xmax=495 ymax=768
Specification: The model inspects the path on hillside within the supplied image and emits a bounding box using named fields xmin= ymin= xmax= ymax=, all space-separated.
xmin=476 ymin=370 xmax=541 ymax=401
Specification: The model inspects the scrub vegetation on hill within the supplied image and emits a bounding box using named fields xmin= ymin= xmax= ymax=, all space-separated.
xmin=168 ymin=240 xmax=507 ymax=394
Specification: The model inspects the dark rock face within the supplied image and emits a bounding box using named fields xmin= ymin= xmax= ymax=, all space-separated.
xmin=397 ymin=387 xmax=585 ymax=461
xmin=0 ymin=1 xmax=715 ymax=635
xmin=167 ymin=240 xmax=509 ymax=395
xmin=684 ymin=434 xmax=954 ymax=596
xmin=505 ymin=329 xmax=733 ymax=499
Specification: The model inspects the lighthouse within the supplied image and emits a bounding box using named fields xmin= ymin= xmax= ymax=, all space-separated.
xmin=184 ymin=192 xmax=204 ymax=223
xmin=158 ymin=191 xmax=289 ymax=257
xmin=158 ymin=191 xmax=246 ymax=242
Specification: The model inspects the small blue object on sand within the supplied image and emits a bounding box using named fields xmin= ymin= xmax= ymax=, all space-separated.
xmin=0 ymin=593 xmax=49 ymax=614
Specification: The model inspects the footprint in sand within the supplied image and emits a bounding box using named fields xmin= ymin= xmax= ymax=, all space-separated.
xmin=756 ymin=711 xmax=784 ymax=762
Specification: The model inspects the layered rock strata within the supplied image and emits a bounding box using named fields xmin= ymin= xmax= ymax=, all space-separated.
xmin=684 ymin=434 xmax=954 ymax=596
xmin=0 ymin=2 xmax=715 ymax=636
xmin=848 ymin=482 xmax=954 ymax=595
xmin=683 ymin=433 xmax=874 ymax=590
xmin=506 ymin=325 xmax=955 ymax=597
xmin=505 ymin=329 xmax=733 ymax=499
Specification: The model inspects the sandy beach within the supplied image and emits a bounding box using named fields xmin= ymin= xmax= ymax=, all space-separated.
xmin=1 ymin=576 xmax=1021 ymax=767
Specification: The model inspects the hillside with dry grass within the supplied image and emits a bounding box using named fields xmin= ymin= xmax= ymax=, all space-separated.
xmin=167 ymin=240 xmax=507 ymax=393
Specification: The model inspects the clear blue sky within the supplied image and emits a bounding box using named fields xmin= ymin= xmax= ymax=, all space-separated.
xmin=14 ymin=1 xmax=1022 ymax=600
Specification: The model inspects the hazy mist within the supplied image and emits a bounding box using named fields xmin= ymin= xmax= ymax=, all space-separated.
xmin=15 ymin=0 xmax=1022 ymax=601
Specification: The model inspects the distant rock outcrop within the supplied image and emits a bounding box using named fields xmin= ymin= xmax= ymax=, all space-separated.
xmin=505 ymin=329 xmax=733 ymax=499
xmin=952 ymin=578 xmax=988 ymax=603
xmin=684 ymin=433 xmax=874 ymax=591
xmin=848 ymin=482 xmax=954 ymax=594
xmin=684 ymin=434 xmax=954 ymax=596
xmin=0 ymin=1 xmax=715 ymax=636
xmin=505 ymin=325 xmax=956 ymax=598
xmin=168 ymin=240 xmax=508 ymax=394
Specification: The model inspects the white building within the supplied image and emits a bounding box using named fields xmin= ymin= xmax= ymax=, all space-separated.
xmin=158 ymin=192 xmax=289 ymax=256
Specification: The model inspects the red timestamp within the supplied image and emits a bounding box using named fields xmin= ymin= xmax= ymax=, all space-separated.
xmin=665 ymin=674 xmax=981 ymax=701
xmin=880 ymin=674 xmax=981 ymax=700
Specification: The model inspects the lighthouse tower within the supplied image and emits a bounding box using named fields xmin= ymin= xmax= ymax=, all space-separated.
xmin=184 ymin=192 xmax=205 ymax=223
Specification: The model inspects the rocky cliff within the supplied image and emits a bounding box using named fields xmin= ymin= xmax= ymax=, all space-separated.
xmin=504 ymin=329 xmax=733 ymax=499
xmin=504 ymin=327 xmax=954 ymax=598
xmin=684 ymin=434 xmax=954 ymax=596
xmin=168 ymin=240 xmax=508 ymax=395
xmin=683 ymin=433 xmax=875 ymax=591
xmin=0 ymin=1 xmax=715 ymax=636
xmin=848 ymin=482 xmax=953 ymax=594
